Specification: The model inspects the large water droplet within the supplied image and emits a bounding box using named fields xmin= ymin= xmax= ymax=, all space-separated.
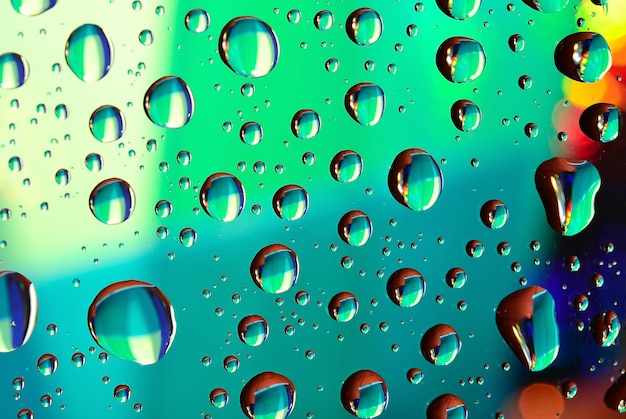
xmin=340 ymin=370 xmax=388 ymax=418
xmin=604 ymin=374 xmax=626 ymax=413
xmin=89 ymin=178 xmax=135 ymax=225
xmin=314 ymin=10 xmax=334 ymax=31
xmin=0 ymin=53 xmax=29 ymax=89
xmin=579 ymin=103 xmax=622 ymax=143
xmin=535 ymin=158 xmax=600 ymax=236
xmin=386 ymin=268 xmax=425 ymax=308
xmin=338 ymin=210 xmax=372 ymax=247
xmin=37 ymin=353 xmax=58 ymax=375
xmin=11 ymin=0 xmax=57 ymax=15
xmin=591 ymin=310 xmax=620 ymax=346
xmin=344 ymin=83 xmax=385 ymax=127
xmin=436 ymin=37 xmax=486 ymax=83
xmin=495 ymin=286 xmax=559 ymax=371
xmin=240 ymin=372 xmax=296 ymax=419
xmin=87 ymin=280 xmax=177 ymax=365
xmin=421 ymin=324 xmax=461 ymax=366
xmin=219 ymin=17 xmax=279 ymax=78
xmin=450 ymin=99 xmax=481 ymax=132
xmin=328 ymin=292 xmax=358 ymax=322
xmin=240 ymin=121 xmax=263 ymax=145
xmin=436 ymin=0 xmax=481 ymax=20
xmin=388 ymin=149 xmax=443 ymax=211
xmin=238 ymin=314 xmax=269 ymax=346
xmin=114 ymin=384 xmax=131 ymax=403
xmin=200 ymin=173 xmax=245 ymax=222
xmin=0 ymin=271 xmax=37 ymax=352
xmin=179 ymin=227 xmax=197 ymax=247
xmin=65 ymin=24 xmax=113 ymax=83
xmin=185 ymin=9 xmax=210 ymax=33
xmin=426 ymin=394 xmax=468 ymax=419
xmin=524 ymin=0 xmax=570 ymax=13
xmin=480 ymin=199 xmax=509 ymax=229
xmin=291 ymin=109 xmax=321 ymax=139
xmin=272 ymin=185 xmax=309 ymax=221
xmin=89 ymin=105 xmax=125 ymax=143
xmin=554 ymin=32 xmax=612 ymax=83
xmin=144 ymin=76 xmax=194 ymax=128
xmin=346 ymin=8 xmax=383 ymax=46
xmin=210 ymin=388 xmax=229 ymax=408
xmin=250 ymin=244 xmax=299 ymax=294
xmin=331 ymin=150 xmax=363 ymax=183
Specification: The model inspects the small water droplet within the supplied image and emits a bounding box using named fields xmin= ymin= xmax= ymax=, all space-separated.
xmin=436 ymin=0 xmax=481 ymax=20
xmin=114 ymin=384 xmax=131 ymax=403
xmin=338 ymin=210 xmax=372 ymax=247
xmin=89 ymin=105 xmax=125 ymax=143
xmin=436 ymin=37 xmax=486 ymax=83
xmin=238 ymin=314 xmax=269 ymax=346
xmin=179 ymin=227 xmax=197 ymax=247
xmin=386 ymin=268 xmax=425 ymax=307
xmin=331 ymin=150 xmax=363 ymax=183
xmin=37 ymin=353 xmax=58 ymax=375
xmin=445 ymin=268 xmax=467 ymax=289
xmin=340 ymin=370 xmax=388 ymax=418
xmin=421 ymin=324 xmax=461 ymax=366
xmin=272 ymin=185 xmax=309 ymax=221
xmin=291 ymin=109 xmax=321 ymax=139
xmin=250 ymin=244 xmax=299 ymax=293
xmin=185 ymin=9 xmax=210 ymax=33
xmin=407 ymin=368 xmax=424 ymax=384
xmin=388 ymin=149 xmax=443 ymax=211
xmin=344 ymin=83 xmax=385 ymax=127
xmin=144 ymin=76 xmax=194 ymax=128
xmin=89 ymin=178 xmax=135 ymax=224
xmin=451 ymin=99 xmax=481 ymax=132
xmin=200 ymin=173 xmax=245 ymax=222
xmin=314 ymin=10 xmax=334 ymax=31
xmin=480 ymin=199 xmax=509 ymax=229
xmin=210 ymin=388 xmax=229 ymax=408
xmin=508 ymin=34 xmax=525 ymax=53
xmin=426 ymin=394 xmax=468 ymax=419
xmin=240 ymin=122 xmax=263 ymax=145
xmin=346 ymin=8 xmax=383 ymax=46
xmin=591 ymin=310 xmax=620 ymax=346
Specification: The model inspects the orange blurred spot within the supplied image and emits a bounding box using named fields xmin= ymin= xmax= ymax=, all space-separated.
xmin=563 ymin=76 xmax=608 ymax=108
xmin=519 ymin=383 xmax=564 ymax=418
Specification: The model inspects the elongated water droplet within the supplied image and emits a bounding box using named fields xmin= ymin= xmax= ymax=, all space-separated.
xmin=238 ymin=314 xmax=269 ymax=346
xmin=219 ymin=17 xmax=279 ymax=78
xmin=272 ymin=185 xmax=309 ymax=221
xmin=340 ymin=370 xmax=388 ymax=418
xmin=240 ymin=372 xmax=296 ymax=419
xmin=331 ymin=150 xmax=363 ymax=183
xmin=37 ymin=353 xmax=58 ymax=375
xmin=87 ymin=280 xmax=177 ymax=365
xmin=386 ymin=268 xmax=425 ymax=308
xmin=144 ymin=76 xmax=194 ymax=128
xmin=535 ymin=158 xmax=600 ymax=236
xmin=554 ymin=32 xmax=612 ymax=83
xmin=338 ymin=210 xmax=372 ymax=247
xmin=0 ymin=53 xmax=29 ymax=89
xmin=200 ymin=173 xmax=245 ymax=222
xmin=524 ymin=0 xmax=570 ymax=13
xmin=480 ymin=199 xmax=509 ymax=229
xmin=346 ymin=8 xmax=383 ymax=46
xmin=388 ymin=148 xmax=443 ymax=211
xmin=65 ymin=24 xmax=113 ymax=83
xmin=344 ymin=83 xmax=385 ymax=127
xmin=8 ymin=156 xmax=22 ymax=173
xmin=0 ymin=271 xmax=37 ymax=352
xmin=579 ymin=103 xmax=622 ymax=143
xmin=436 ymin=37 xmax=486 ymax=83
xmin=291 ymin=109 xmax=321 ymax=139
xmin=250 ymin=244 xmax=299 ymax=294
xmin=54 ymin=169 xmax=70 ymax=186
xmin=451 ymin=99 xmax=481 ymax=132
xmin=240 ymin=121 xmax=263 ymax=145
xmin=328 ymin=292 xmax=358 ymax=322
xmin=421 ymin=324 xmax=461 ymax=366
xmin=114 ymin=384 xmax=131 ymax=403
xmin=495 ymin=286 xmax=559 ymax=371
xmin=89 ymin=178 xmax=135 ymax=224
xmin=210 ymin=388 xmax=229 ymax=408
xmin=604 ymin=374 xmax=626 ymax=413
xmin=185 ymin=9 xmax=210 ymax=33
xmin=90 ymin=105 xmax=125 ymax=143
xmin=591 ymin=310 xmax=620 ymax=346
xmin=436 ymin=0 xmax=481 ymax=20
xmin=11 ymin=0 xmax=57 ymax=15
xmin=426 ymin=394 xmax=468 ymax=419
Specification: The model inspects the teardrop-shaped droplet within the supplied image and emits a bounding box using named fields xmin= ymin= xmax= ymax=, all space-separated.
xmin=421 ymin=324 xmax=461 ymax=366
xmin=535 ymin=158 xmax=601 ymax=236
xmin=495 ymin=286 xmax=559 ymax=372
xmin=340 ymin=370 xmax=388 ymax=418
xmin=238 ymin=314 xmax=269 ymax=346
xmin=240 ymin=372 xmax=296 ymax=419
xmin=579 ymin=103 xmax=622 ymax=143
xmin=0 ymin=271 xmax=37 ymax=352
xmin=272 ymin=185 xmax=309 ymax=221
xmin=554 ymin=32 xmax=612 ymax=83
xmin=388 ymin=148 xmax=443 ymax=211
xmin=436 ymin=0 xmax=481 ymax=20
xmin=0 ymin=53 xmax=29 ymax=89
xmin=89 ymin=178 xmax=135 ymax=224
xmin=54 ymin=169 xmax=70 ymax=186
xmin=65 ymin=24 xmax=113 ymax=83
xmin=426 ymin=394 xmax=468 ymax=419
xmin=344 ymin=83 xmax=385 ymax=127
xmin=200 ymin=173 xmax=245 ymax=222
xmin=386 ymin=268 xmax=425 ymax=308
xmin=524 ymin=0 xmax=570 ymax=13
xmin=219 ymin=17 xmax=279 ymax=78
xmin=291 ymin=109 xmax=321 ymax=139
xmin=114 ymin=384 xmax=131 ymax=403
xmin=591 ymin=310 xmax=620 ymax=346
xmin=87 ymin=280 xmax=177 ymax=365
xmin=328 ymin=292 xmax=358 ymax=322
xmin=346 ymin=8 xmax=383 ymax=46
xmin=330 ymin=150 xmax=363 ymax=183
xmin=480 ymin=199 xmax=509 ymax=229
xmin=37 ymin=353 xmax=58 ymax=375
xmin=185 ymin=9 xmax=210 ymax=33
xmin=250 ymin=244 xmax=299 ymax=294
xmin=604 ymin=374 xmax=626 ymax=413
xmin=89 ymin=105 xmax=125 ymax=143
xmin=436 ymin=37 xmax=486 ymax=83
xmin=451 ymin=99 xmax=481 ymax=132
xmin=11 ymin=0 xmax=57 ymax=15
xmin=338 ymin=210 xmax=372 ymax=247
xmin=144 ymin=76 xmax=194 ymax=128
xmin=240 ymin=121 xmax=263 ymax=145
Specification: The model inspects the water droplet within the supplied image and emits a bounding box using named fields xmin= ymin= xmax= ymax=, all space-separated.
xmin=591 ymin=310 xmax=620 ymax=346
xmin=421 ymin=324 xmax=461 ymax=366
xmin=11 ymin=0 xmax=56 ymax=15
xmin=338 ymin=210 xmax=372 ymax=247
xmin=71 ymin=352 xmax=85 ymax=367
xmin=480 ymin=199 xmax=509 ymax=229
xmin=240 ymin=122 xmax=263 ymax=145
xmin=155 ymin=200 xmax=172 ymax=218
xmin=240 ymin=372 xmax=296 ymax=419
xmin=386 ymin=268 xmax=426 ymax=308
xmin=40 ymin=394 xmax=52 ymax=407
xmin=406 ymin=368 xmax=424 ymax=384
xmin=0 ymin=53 xmax=29 ymax=89
xmin=0 ymin=271 xmax=37 ymax=352
xmin=238 ymin=314 xmax=269 ymax=346
xmin=436 ymin=0 xmax=481 ymax=20
xmin=495 ymin=286 xmax=559 ymax=371
xmin=388 ymin=148 xmax=443 ymax=211
xmin=445 ymin=268 xmax=467 ymax=289
xmin=8 ymin=156 xmax=22 ymax=173
xmin=579 ymin=103 xmax=622 ymax=143
xmin=340 ymin=370 xmax=388 ymax=418
xmin=144 ymin=76 xmax=194 ymax=128
xmin=426 ymin=394 xmax=468 ymax=419
xmin=17 ymin=408 xmax=33 ymax=419
xmin=526 ymin=0 xmax=570 ymax=13
xmin=138 ymin=29 xmax=153 ymax=45
xmin=250 ymin=244 xmax=299 ymax=294
xmin=436 ymin=37 xmax=486 ymax=83
xmin=287 ymin=9 xmax=301 ymax=24
xmin=273 ymin=185 xmax=309 ymax=221
xmin=12 ymin=377 xmax=25 ymax=391
xmin=561 ymin=380 xmax=578 ymax=399
xmin=344 ymin=83 xmax=386 ymax=127
xmin=219 ymin=17 xmax=279 ymax=78
xmin=314 ymin=10 xmax=334 ymax=31
xmin=450 ymin=100 xmax=481 ymax=132
xmin=200 ymin=173 xmax=245 ymax=222
xmin=185 ymin=9 xmax=210 ymax=33
xmin=573 ymin=294 xmax=589 ymax=311
xmin=179 ymin=227 xmax=197 ymax=247
xmin=291 ymin=109 xmax=321 ymax=139
xmin=535 ymin=158 xmax=601 ymax=236
xmin=37 ymin=353 xmax=58 ymax=375
xmin=89 ymin=105 xmax=125 ymax=143
xmin=328 ymin=292 xmax=358 ymax=322
xmin=331 ymin=150 xmax=363 ymax=183
xmin=346 ymin=8 xmax=383 ymax=46
xmin=604 ymin=374 xmax=626 ymax=413
xmin=65 ymin=24 xmax=113 ymax=83
xmin=87 ymin=280 xmax=177 ymax=365
xmin=554 ymin=32 xmax=612 ymax=83
xmin=210 ymin=388 xmax=229 ymax=408
xmin=114 ymin=384 xmax=131 ymax=403
xmin=89 ymin=178 xmax=135 ymax=224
